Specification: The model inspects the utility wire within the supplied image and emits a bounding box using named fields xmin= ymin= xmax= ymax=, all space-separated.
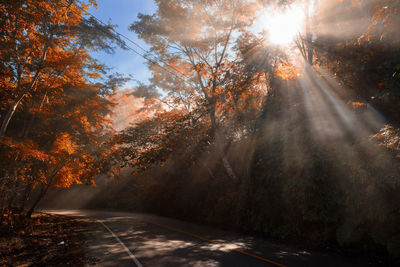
xmin=75 ymin=3 xmax=193 ymax=84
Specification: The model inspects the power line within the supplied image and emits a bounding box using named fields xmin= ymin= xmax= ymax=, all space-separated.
xmin=75 ymin=3 xmax=193 ymax=84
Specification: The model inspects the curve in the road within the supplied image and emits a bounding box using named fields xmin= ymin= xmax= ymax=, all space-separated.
xmin=132 ymin=217 xmax=287 ymax=267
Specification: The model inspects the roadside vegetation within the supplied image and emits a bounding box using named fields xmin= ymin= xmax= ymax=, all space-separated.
xmin=0 ymin=211 xmax=92 ymax=266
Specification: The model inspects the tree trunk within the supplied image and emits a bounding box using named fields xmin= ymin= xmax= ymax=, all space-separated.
xmin=26 ymin=160 xmax=68 ymax=218
xmin=0 ymin=69 xmax=41 ymax=137
xmin=26 ymin=183 xmax=47 ymax=218
xmin=222 ymin=155 xmax=238 ymax=179
xmin=7 ymin=179 xmax=21 ymax=210
xmin=305 ymin=0 xmax=313 ymax=66
xmin=22 ymin=90 xmax=48 ymax=139
xmin=209 ymin=100 xmax=218 ymax=136
xmin=0 ymin=42 xmax=49 ymax=137
xmin=209 ymin=98 xmax=238 ymax=180
xmin=19 ymin=182 xmax=33 ymax=212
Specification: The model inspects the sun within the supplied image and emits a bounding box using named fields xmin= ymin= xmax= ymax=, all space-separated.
xmin=257 ymin=5 xmax=305 ymax=45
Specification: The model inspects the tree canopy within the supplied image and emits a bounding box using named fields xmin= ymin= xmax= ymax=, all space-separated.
xmin=0 ymin=0 xmax=126 ymax=218
xmin=2 ymin=0 xmax=400 ymax=260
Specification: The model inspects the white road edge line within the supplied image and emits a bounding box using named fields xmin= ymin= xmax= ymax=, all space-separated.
xmin=98 ymin=221 xmax=143 ymax=267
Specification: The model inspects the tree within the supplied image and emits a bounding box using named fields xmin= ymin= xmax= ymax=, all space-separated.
xmin=313 ymin=0 xmax=400 ymax=121
xmin=306 ymin=0 xmax=400 ymax=255
xmin=0 ymin=0 xmax=124 ymax=137
xmin=128 ymin=0 xmax=272 ymax=179
xmin=0 ymin=0 xmax=127 ymax=219
xmin=291 ymin=0 xmax=316 ymax=66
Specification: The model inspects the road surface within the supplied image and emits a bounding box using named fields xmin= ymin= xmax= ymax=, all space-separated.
xmin=44 ymin=210 xmax=377 ymax=266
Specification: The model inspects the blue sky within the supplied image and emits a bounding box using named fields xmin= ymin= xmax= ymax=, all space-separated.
xmin=89 ymin=0 xmax=157 ymax=89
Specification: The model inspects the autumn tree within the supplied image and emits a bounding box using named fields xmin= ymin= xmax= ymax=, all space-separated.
xmin=127 ymin=0 xmax=276 ymax=179
xmin=313 ymin=0 xmax=400 ymax=121
xmin=289 ymin=0 xmax=400 ymax=255
xmin=0 ymin=0 xmax=127 ymax=136
xmin=0 ymin=0 xmax=126 ymax=219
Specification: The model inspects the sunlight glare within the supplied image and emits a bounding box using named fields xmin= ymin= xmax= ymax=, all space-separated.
xmin=259 ymin=5 xmax=305 ymax=45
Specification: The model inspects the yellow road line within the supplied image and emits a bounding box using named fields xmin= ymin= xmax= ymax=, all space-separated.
xmin=139 ymin=219 xmax=287 ymax=267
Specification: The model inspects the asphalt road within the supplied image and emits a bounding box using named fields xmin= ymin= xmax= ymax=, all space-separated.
xmin=43 ymin=210 xmax=378 ymax=267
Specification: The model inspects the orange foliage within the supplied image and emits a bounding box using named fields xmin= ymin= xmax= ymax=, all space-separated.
xmin=52 ymin=133 xmax=77 ymax=156
xmin=372 ymin=125 xmax=400 ymax=158
xmin=275 ymin=62 xmax=299 ymax=80
xmin=0 ymin=0 xmax=123 ymax=218
xmin=348 ymin=101 xmax=367 ymax=109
